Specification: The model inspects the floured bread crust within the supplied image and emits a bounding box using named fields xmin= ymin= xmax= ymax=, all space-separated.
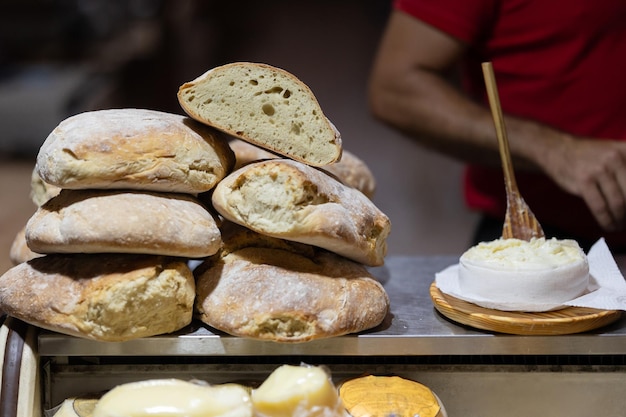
xmin=0 ymin=254 xmax=195 ymax=341
xmin=458 ymin=237 xmax=590 ymax=311
xmin=30 ymin=166 xmax=61 ymax=206
xmin=9 ymin=226 xmax=42 ymax=265
xmin=36 ymin=108 xmax=235 ymax=193
xmin=25 ymin=189 xmax=222 ymax=258
xmin=194 ymin=224 xmax=390 ymax=343
xmin=229 ymin=139 xmax=377 ymax=198
xmin=178 ymin=62 xmax=342 ymax=166
xmin=211 ymin=159 xmax=390 ymax=266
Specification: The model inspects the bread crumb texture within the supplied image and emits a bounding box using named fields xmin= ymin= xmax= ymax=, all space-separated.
xmin=212 ymin=160 xmax=390 ymax=266
xmin=178 ymin=63 xmax=342 ymax=166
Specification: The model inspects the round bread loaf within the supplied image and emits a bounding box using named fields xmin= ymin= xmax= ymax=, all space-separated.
xmin=229 ymin=139 xmax=377 ymax=199
xmin=36 ymin=108 xmax=235 ymax=193
xmin=177 ymin=62 xmax=342 ymax=166
xmin=0 ymin=254 xmax=195 ymax=341
xmin=211 ymin=159 xmax=390 ymax=266
xmin=194 ymin=224 xmax=390 ymax=343
xmin=30 ymin=166 xmax=61 ymax=206
xmin=458 ymin=237 xmax=590 ymax=311
xmin=25 ymin=189 xmax=222 ymax=258
xmin=9 ymin=226 xmax=42 ymax=265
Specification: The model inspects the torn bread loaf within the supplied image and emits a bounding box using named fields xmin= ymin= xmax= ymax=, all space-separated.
xmin=229 ymin=139 xmax=377 ymax=198
xmin=0 ymin=254 xmax=195 ymax=342
xmin=211 ymin=159 xmax=390 ymax=266
xmin=177 ymin=62 xmax=342 ymax=166
xmin=194 ymin=223 xmax=390 ymax=343
xmin=25 ymin=189 xmax=222 ymax=258
xmin=36 ymin=108 xmax=235 ymax=193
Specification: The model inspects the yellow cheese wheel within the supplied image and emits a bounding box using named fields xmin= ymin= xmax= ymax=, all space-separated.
xmin=338 ymin=375 xmax=444 ymax=417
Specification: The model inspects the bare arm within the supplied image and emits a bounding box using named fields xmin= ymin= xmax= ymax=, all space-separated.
xmin=368 ymin=10 xmax=626 ymax=231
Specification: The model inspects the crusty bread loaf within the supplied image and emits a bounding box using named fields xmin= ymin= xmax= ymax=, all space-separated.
xmin=36 ymin=108 xmax=235 ymax=193
xmin=9 ymin=226 xmax=42 ymax=265
xmin=229 ymin=139 xmax=280 ymax=169
xmin=25 ymin=189 xmax=223 ymax=258
xmin=0 ymin=254 xmax=195 ymax=342
xmin=177 ymin=62 xmax=342 ymax=166
xmin=229 ymin=139 xmax=377 ymax=198
xmin=30 ymin=166 xmax=61 ymax=206
xmin=194 ymin=223 xmax=390 ymax=343
xmin=211 ymin=159 xmax=390 ymax=266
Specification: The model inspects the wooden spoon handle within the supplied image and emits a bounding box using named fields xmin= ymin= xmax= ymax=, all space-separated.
xmin=481 ymin=62 xmax=517 ymax=193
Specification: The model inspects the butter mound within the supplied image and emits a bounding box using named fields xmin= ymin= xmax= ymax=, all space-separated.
xmin=252 ymin=365 xmax=347 ymax=417
xmin=458 ymin=237 xmax=590 ymax=311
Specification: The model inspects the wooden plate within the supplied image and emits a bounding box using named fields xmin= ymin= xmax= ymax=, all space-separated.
xmin=430 ymin=282 xmax=622 ymax=335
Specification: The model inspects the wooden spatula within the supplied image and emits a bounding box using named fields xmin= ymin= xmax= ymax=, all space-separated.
xmin=481 ymin=62 xmax=544 ymax=241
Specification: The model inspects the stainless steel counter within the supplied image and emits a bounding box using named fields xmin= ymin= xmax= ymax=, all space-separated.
xmin=38 ymin=255 xmax=626 ymax=357
xmin=36 ymin=256 xmax=626 ymax=417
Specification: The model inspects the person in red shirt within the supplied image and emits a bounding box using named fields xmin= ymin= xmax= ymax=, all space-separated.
xmin=369 ymin=0 xmax=626 ymax=252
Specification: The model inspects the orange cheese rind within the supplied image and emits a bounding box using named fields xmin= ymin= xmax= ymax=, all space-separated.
xmin=338 ymin=375 xmax=444 ymax=417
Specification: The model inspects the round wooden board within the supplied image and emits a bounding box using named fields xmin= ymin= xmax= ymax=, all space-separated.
xmin=430 ymin=282 xmax=622 ymax=335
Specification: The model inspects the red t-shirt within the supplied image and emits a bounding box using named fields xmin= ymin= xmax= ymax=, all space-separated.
xmin=394 ymin=0 xmax=626 ymax=245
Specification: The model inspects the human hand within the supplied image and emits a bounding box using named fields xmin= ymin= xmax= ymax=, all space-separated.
xmin=543 ymin=138 xmax=626 ymax=231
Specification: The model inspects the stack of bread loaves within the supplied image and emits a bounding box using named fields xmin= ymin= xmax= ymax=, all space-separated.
xmin=179 ymin=62 xmax=391 ymax=342
xmin=0 ymin=108 xmax=235 ymax=341
xmin=0 ymin=62 xmax=391 ymax=343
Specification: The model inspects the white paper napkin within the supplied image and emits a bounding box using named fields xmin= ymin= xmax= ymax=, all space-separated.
xmin=435 ymin=238 xmax=626 ymax=312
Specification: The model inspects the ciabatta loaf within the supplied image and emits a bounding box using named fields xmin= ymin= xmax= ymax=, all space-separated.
xmin=194 ymin=223 xmax=390 ymax=343
xmin=211 ymin=159 xmax=390 ymax=266
xmin=36 ymin=108 xmax=235 ymax=193
xmin=25 ymin=189 xmax=222 ymax=258
xmin=0 ymin=254 xmax=195 ymax=342
xmin=177 ymin=62 xmax=342 ymax=166
xmin=229 ymin=139 xmax=377 ymax=198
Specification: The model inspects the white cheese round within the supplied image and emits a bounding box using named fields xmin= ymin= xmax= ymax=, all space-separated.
xmin=92 ymin=379 xmax=252 ymax=417
xmin=458 ymin=237 xmax=590 ymax=311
